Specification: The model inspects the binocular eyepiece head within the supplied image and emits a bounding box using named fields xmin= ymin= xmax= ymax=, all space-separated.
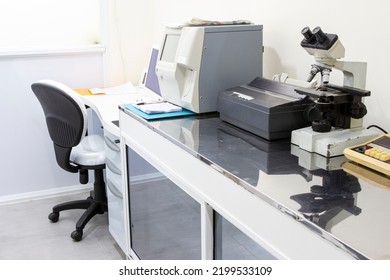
xmin=301 ymin=26 xmax=328 ymax=44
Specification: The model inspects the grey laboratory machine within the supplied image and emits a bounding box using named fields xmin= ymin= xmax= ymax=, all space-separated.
xmin=156 ymin=24 xmax=263 ymax=113
xmin=217 ymin=78 xmax=313 ymax=140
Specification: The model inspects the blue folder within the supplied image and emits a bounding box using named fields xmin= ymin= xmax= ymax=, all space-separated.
xmin=124 ymin=104 xmax=196 ymax=120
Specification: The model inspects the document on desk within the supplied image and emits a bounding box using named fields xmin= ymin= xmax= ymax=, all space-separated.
xmin=134 ymin=102 xmax=182 ymax=114
xmin=89 ymin=82 xmax=138 ymax=95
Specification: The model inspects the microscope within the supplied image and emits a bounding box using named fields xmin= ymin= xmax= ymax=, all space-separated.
xmin=291 ymin=26 xmax=378 ymax=157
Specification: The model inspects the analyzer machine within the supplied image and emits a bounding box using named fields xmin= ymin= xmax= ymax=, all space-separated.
xmin=155 ymin=24 xmax=263 ymax=113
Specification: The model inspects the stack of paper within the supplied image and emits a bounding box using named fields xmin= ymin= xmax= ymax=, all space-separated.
xmin=188 ymin=18 xmax=252 ymax=26
xmin=134 ymin=102 xmax=182 ymax=114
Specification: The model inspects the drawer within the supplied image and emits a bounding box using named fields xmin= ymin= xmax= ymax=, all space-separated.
xmin=106 ymin=178 xmax=126 ymax=252
xmin=106 ymin=168 xmax=122 ymax=196
xmin=104 ymin=135 xmax=122 ymax=165
xmin=106 ymin=157 xmax=122 ymax=176
xmin=104 ymin=134 xmax=120 ymax=152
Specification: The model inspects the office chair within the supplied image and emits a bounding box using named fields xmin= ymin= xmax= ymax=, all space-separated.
xmin=31 ymin=80 xmax=107 ymax=242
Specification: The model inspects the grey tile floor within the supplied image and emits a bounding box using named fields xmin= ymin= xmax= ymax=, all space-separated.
xmin=0 ymin=191 xmax=125 ymax=260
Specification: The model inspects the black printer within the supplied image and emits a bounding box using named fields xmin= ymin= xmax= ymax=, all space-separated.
xmin=217 ymin=78 xmax=313 ymax=140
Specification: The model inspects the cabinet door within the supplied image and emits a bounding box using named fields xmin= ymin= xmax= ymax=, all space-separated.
xmin=214 ymin=212 xmax=276 ymax=260
xmin=127 ymin=147 xmax=202 ymax=260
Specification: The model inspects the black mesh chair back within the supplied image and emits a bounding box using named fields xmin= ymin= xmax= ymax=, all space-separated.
xmin=32 ymin=80 xmax=87 ymax=173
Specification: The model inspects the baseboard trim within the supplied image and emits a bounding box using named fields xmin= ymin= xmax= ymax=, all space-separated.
xmin=0 ymin=172 xmax=165 ymax=206
xmin=0 ymin=184 xmax=93 ymax=205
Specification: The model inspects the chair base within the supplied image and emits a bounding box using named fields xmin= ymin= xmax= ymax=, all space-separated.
xmin=49 ymin=193 xmax=107 ymax=241
xmin=48 ymin=168 xmax=107 ymax=242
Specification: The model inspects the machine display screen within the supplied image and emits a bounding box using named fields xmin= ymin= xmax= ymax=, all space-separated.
xmin=160 ymin=34 xmax=180 ymax=62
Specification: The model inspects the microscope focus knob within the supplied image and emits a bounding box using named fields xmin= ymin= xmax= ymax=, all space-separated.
xmin=312 ymin=120 xmax=332 ymax=133
xmin=305 ymin=106 xmax=322 ymax=122
xmin=349 ymin=102 xmax=367 ymax=119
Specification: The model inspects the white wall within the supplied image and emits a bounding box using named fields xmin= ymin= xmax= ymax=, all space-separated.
xmin=112 ymin=0 xmax=390 ymax=132
xmin=103 ymin=0 xmax=155 ymax=87
xmin=0 ymin=0 xmax=100 ymax=48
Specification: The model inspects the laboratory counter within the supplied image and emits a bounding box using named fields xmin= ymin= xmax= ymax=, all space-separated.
xmin=119 ymin=106 xmax=390 ymax=260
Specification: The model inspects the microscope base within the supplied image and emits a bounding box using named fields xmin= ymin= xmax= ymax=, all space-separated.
xmin=291 ymin=126 xmax=379 ymax=157
xmin=290 ymin=144 xmax=348 ymax=171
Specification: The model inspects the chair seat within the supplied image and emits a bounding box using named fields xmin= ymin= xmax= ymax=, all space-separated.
xmin=70 ymin=134 xmax=105 ymax=167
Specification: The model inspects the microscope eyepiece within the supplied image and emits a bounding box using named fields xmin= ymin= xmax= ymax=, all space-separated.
xmin=301 ymin=27 xmax=316 ymax=42
xmin=312 ymin=27 xmax=328 ymax=43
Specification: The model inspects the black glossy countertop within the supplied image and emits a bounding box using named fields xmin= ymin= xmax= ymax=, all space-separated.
xmin=121 ymin=106 xmax=390 ymax=259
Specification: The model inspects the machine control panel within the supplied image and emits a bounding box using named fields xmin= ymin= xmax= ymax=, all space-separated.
xmin=344 ymin=134 xmax=390 ymax=176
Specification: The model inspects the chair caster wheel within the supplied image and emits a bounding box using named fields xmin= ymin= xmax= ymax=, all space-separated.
xmin=48 ymin=212 xmax=59 ymax=223
xmin=71 ymin=230 xmax=83 ymax=242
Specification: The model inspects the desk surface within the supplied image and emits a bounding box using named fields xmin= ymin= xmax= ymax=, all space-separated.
xmin=77 ymin=90 xmax=161 ymax=135
xmin=121 ymin=107 xmax=390 ymax=259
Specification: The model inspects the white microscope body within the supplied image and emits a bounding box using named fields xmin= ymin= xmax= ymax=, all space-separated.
xmin=291 ymin=26 xmax=378 ymax=157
